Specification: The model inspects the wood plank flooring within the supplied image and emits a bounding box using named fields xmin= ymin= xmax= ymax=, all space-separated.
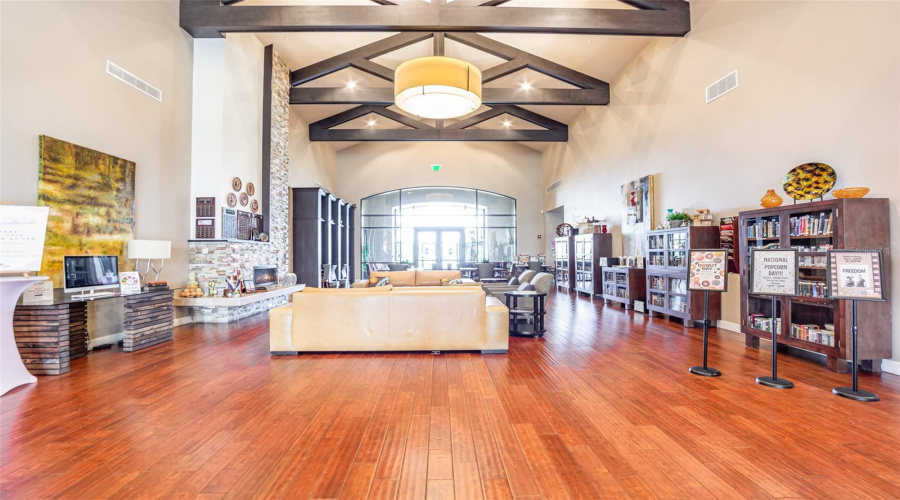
xmin=2 ymin=290 xmax=899 ymax=499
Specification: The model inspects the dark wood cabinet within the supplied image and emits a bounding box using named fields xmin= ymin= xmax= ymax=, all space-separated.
xmin=573 ymin=233 xmax=613 ymax=298
xmin=292 ymin=188 xmax=356 ymax=288
xmin=645 ymin=226 xmax=721 ymax=326
xmin=738 ymin=198 xmax=892 ymax=371
xmin=554 ymin=236 xmax=575 ymax=292
xmin=602 ymin=267 xmax=646 ymax=309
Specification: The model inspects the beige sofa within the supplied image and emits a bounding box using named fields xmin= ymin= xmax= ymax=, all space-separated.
xmin=270 ymin=285 xmax=509 ymax=354
xmin=352 ymin=269 xmax=479 ymax=288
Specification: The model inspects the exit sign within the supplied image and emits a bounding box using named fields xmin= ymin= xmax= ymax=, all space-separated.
xmin=432 ymin=164 xmax=441 ymax=171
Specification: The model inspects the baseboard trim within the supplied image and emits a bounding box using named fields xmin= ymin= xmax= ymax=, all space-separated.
xmin=90 ymin=332 xmax=123 ymax=349
xmin=174 ymin=316 xmax=193 ymax=327
xmin=882 ymin=359 xmax=900 ymax=376
xmin=716 ymin=320 xmax=741 ymax=333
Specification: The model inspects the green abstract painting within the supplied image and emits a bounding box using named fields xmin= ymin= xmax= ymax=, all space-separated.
xmin=38 ymin=135 xmax=135 ymax=286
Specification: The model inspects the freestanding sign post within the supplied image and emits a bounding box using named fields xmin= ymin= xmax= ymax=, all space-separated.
xmin=687 ymin=249 xmax=729 ymax=377
xmin=826 ymin=249 xmax=885 ymax=402
xmin=749 ymin=248 xmax=799 ymax=389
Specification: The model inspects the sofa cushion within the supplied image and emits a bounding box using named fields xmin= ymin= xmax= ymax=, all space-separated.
xmin=517 ymin=282 xmax=536 ymax=292
xmin=371 ymin=270 xmax=415 ymax=287
xmin=531 ymin=272 xmax=554 ymax=293
xmin=304 ymin=284 xmax=393 ymax=293
xmin=375 ymin=276 xmax=391 ymax=287
xmin=415 ymin=269 xmax=462 ymax=286
xmin=508 ymin=276 xmax=519 ymax=286
xmin=518 ymin=270 xmax=537 ymax=284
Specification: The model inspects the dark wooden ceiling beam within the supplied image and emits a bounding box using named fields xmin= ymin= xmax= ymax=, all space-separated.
xmin=309 ymin=128 xmax=567 ymax=142
xmin=349 ymin=59 xmax=395 ymax=82
xmin=444 ymin=107 xmax=507 ymax=130
xmin=290 ymin=32 xmax=430 ymax=86
xmin=617 ymin=0 xmax=689 ymax=11
xmin=291 ymin=87 xmax=609 ymax=106
xmin=180 ymin=1 xmax=691 ymax=38
xmin=480 ymin=0 xmax=512 ymax=6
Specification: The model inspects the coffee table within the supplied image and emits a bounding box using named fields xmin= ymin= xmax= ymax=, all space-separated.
xmin=504 ymin=291 xmax=547 ymax=337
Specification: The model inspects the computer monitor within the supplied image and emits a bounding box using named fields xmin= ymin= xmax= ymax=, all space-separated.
xmin=63 ymin=255 xmax=119 ymax=294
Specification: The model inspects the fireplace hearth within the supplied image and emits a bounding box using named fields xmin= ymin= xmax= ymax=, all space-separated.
xmin=253 ymin=265 xmax=278 ymax=288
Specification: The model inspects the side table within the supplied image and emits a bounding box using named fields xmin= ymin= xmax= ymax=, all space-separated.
xmin=504 ymin=291 xmax=547 ymax=337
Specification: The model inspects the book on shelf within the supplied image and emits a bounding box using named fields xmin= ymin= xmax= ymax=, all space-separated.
xmin=790 ymin=323 xmax=835 ymax=347
xmin=799 ymin=255 xmax=826 ymax=267
xmin=789 ymin=212 xmax=833 ymax=237
xmin=798 ymin=280 xmax=828 ymax=298
xmin=749 ymin=314 xmax=782 ymax=333
xmin=747 ymin=219 xmax=780 ymax=239
xmin=791 ymin=243 xmax=834 ymax=252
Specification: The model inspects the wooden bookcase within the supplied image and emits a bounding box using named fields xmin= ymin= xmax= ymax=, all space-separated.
xmin=573 ymin=233 xmax=613 ymax=298
xmin=645 ymin=226 xmax=722 ymax=326
xmin=738 ymin=198 xmax=892 ymax=372
xmin=292 ymin=188 xmax=357 ymax=288
xmin=554 ymin=235 xmax=575 ymax=292
xmin=602 ymin=267 xmax=646 ymax=309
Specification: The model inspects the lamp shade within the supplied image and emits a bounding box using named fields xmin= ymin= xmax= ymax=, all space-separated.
xmin=127 ymin=240 xmax=171 ymax=259
xmin=394 ymin=56 xmax=482 ymax=120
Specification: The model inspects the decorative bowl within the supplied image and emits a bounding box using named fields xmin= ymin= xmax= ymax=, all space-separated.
xmin=832 ymin=187 xmax=869 ymax=199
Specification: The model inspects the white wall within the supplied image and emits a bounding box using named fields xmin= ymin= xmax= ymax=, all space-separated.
xmin=337 ymin=141 xmax=544 ymax=277
xmin=542 ymin=0 xmax=900 ymax=369
xmin=1 ymin=0 xmax=193 ymax=338
xmin=288 ymin=108 xmax=337 ymax=191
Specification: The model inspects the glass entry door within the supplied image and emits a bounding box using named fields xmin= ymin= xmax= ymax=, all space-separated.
xmin=415 ymin=229 xmax=463 ymax=270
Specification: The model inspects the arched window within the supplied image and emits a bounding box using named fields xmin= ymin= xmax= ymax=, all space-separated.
xmin=361 ymin=187 xmax=516 ymax=275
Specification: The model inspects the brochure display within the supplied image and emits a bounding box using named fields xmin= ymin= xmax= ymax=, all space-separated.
xmin=748 ymin=248 xmax=799 ymax=389
xmin=687 ymin=249 xmax=728 ymax=377
xmin=826 ymin=250 xmax=885 ymax=402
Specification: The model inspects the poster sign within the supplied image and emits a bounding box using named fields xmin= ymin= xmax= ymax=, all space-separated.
xmin=826 ymin=250 xmax=885 ymax=301
xmin=0 ymin=205 xmax=50 ymax=273
xmin=119 ymin=271 xmax=142 ymax=294
xmin=688 ymin=249 xmax=729 ymax=292
xmin=23 ymin=280 xmax=54 ymax=304
xmin=749 ymin=248 xmax=799 ymax=296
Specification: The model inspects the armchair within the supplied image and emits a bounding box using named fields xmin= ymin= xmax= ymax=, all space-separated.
xmin=484 ymin=271 xmax=555 ymax=311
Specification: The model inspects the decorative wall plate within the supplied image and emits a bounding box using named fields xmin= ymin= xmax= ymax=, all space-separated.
xmin=246 ymin=182 xmax=255 ymax=196
xmin=556 ymin=223 xmax=574 ymax=237
xmin=232 ymin=177 xmax=242 ymax=192
xmin=782 ymin=163 xmax=836 ymax=200
xmin=250 ymin=199 xmax=259 ymax=213
xmin=226 ymin=193 xmax=237 ymax=208
xmin=239 ymin=192 xmax=249 ymax=206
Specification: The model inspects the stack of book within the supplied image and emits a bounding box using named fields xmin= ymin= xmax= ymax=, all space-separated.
xmin=789 ymin=212 xmax=833 ymax=237
xmin=747 ymin=219 xmax=780 ymax=239
xmin=799 ymin=255 xmax=826 ymax=267
xmin=692 ymin=208 xmax=714 ymax=226
xmin=790 ymin=323 xmax=835 ymax=347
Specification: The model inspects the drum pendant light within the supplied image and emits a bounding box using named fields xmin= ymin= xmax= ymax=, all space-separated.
xmin=394 ymin=56 xmax=482 ymax=120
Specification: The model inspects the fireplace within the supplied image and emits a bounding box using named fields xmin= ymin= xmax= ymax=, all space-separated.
xmin=253 ymin=265 xmax=278 ymax=288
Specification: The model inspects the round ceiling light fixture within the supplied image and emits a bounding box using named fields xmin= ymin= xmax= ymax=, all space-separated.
xmin=394 ymin=56 xmax=482 ymax=120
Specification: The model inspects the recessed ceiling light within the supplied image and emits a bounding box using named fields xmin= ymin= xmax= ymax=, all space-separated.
xmin=367 ymin=119 xmax=377 ymax=127
xmin=346 ymin=81 xmax=357 ymax=89
xmin=520 ymin=82 xmax=532 ymax=90
xmin=502 ymin=120 xmax=512 ymax=128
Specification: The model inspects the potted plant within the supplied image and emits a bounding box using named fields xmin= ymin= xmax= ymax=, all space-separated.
xmin=666 ymin=211 xmax=691 ymax=228
xmin=475 ymin=259 xmax=495 ymax=282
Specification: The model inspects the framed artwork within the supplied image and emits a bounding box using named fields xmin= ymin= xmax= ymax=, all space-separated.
xmin=38 ymin=136 xmax=135 ymax=285
xmin=621 ymin=175 xmax=654 ymax=257
xmin=688 ymin=249 xmax=729 ymax=292
xmin=749 ymin=248 xmax=799 ymax=296
xmin=826 ymin=250 xmax=885 ymax=301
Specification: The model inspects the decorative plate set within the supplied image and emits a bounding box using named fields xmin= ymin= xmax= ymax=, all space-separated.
xmin=227 ymin=177 xmax=260 ymax=213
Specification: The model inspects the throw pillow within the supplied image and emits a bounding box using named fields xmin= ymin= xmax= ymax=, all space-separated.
xmin=508 ymin=276 xmax=519 ymax=286
xmin=449 ymin=278 xmax=464 ymax=285
xmin=375 ymin=277 xmax=391 ymax=287
xmin=517 ymin=283 xmax=535 ymax=292
xmin=368 ymin=276 xmax=379 ymax=286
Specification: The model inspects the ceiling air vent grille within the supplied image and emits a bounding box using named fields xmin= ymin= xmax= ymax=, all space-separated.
xmin=106 ymin=60 xmax=162 ymax=102
xmin=546 ymin=179 xmax=562 ymax=193
xmin=706 ymin=69 xmax=738 ymax=104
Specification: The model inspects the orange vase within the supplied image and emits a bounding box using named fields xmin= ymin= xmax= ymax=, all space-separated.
xmin=760 ymin=189 xmax=783 ymax=208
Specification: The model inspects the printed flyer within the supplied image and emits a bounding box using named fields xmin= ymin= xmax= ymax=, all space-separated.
xmin=828 ymin=250 xmax=884 ymax=301
xmin=688 ymin=249 xmax=728 ymax=292
xmin=750 ymin=249 xmax=798 ymax=296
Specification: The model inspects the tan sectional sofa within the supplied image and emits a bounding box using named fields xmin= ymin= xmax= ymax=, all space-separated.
xmin=352 ymin=269 xmax=479 ymax=288
xmin=269 ymin=285 xmax=508 ymax=354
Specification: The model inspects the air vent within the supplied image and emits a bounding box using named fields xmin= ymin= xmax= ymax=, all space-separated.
xmin=106 ymin=60 xmax=162 ymax=102
xmin=546 ymin=179 xmax=562 ymax=193
xmin=706 ymin=69 xmax=738 ymax=104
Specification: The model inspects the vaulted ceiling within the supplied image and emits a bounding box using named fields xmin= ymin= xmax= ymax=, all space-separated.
xmin=180 ymin=0 xmax=691 ymax=149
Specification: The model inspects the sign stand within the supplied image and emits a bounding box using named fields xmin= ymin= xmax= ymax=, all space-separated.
xmin=826 ymin=249 xmax=884 ymax=402
xmin=687 ymin=249 xmax=727 ymax=377
xmin=690 ymin=290 xmax=721 ymax=377
xmin=756 ymin=294 xmax=794 ymax=389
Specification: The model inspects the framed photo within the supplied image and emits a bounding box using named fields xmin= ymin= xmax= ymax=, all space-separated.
xmin=119 ymin=271 xmax=142 ymax=294
xmin=826 ymin=249 xmax=885 ymax=301
xmin=749 ymin=248 xmax=799 ymax=296
xmin=688 ymin=249 xmax=729 ymax=292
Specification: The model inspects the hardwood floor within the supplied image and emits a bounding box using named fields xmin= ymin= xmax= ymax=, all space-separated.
xmin=2 ymin=290 xmax=899 ymax=499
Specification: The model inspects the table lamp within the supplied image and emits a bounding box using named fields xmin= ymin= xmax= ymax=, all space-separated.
xmin=127 ymin=240 xmax=171 ymax=290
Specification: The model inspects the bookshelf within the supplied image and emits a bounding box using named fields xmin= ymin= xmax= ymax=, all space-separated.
xmin=292 ymin=188 xmax=356 ymax=288
xmin=602 ymin=267 xmax=646 ymax=310
xmin=738 ymin=198 xmax=892 ymax=372
xmin=573 ymin=233 xmax=613 ymax=298
xmin=645 ymin=226 xmax=722 ymax=326
xmin=554 ymin=235 xmax=575 ymax=292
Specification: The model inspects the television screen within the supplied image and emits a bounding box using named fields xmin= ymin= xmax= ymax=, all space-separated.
xmin=64 ymin=256 xmax=119 ymax=292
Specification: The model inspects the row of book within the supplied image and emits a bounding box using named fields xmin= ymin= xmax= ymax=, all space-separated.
xmin=799 ymin=280 xmax=828 ymax=298
xmin=789 ymin=212 xmax=833 ymax=237
xmin=747 ymin=219 xmax=780 ymax=239
xmin=791 ymin=243 xmax=834 ymax=252
xmin=799 ymin=255 xmax=827 ymax=267
xmin=749 ymin=315 xmax=782 ymax=333
xmin=790 ymin=323 xmax=835 ymax=347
